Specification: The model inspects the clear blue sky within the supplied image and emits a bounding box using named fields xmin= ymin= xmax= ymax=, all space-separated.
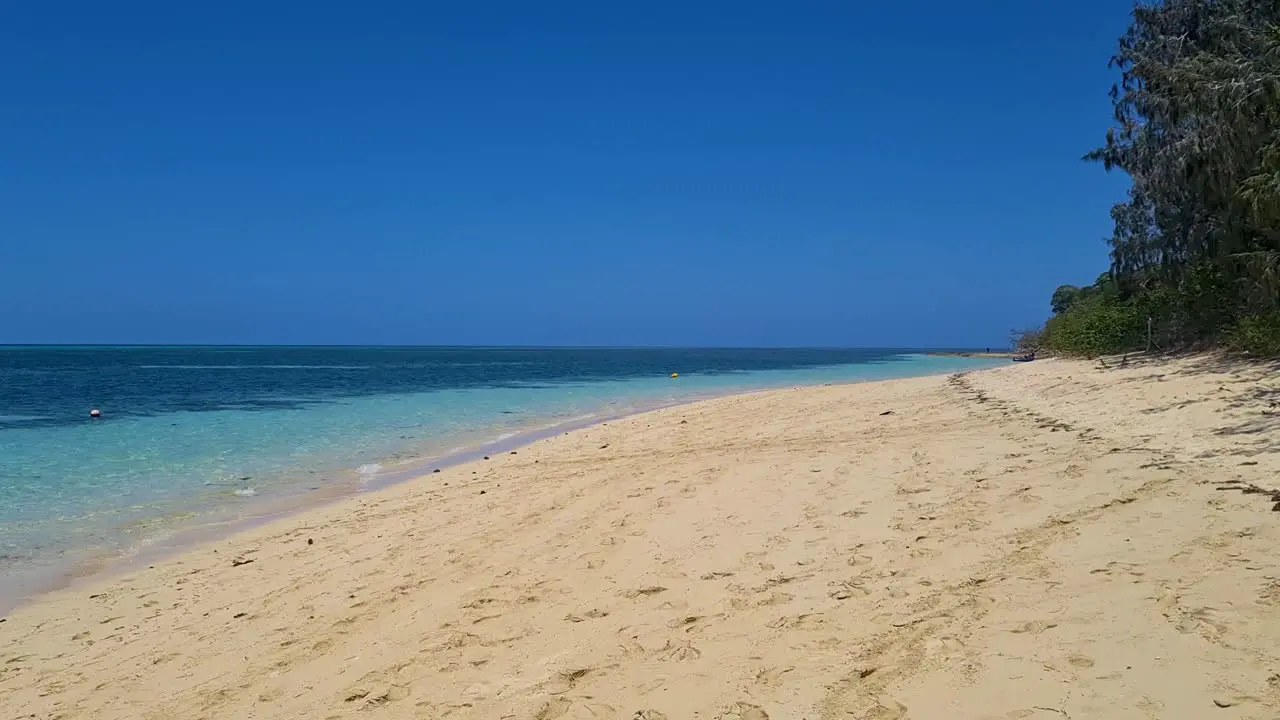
xmin=1 ymin=1 xmax=1134 ymax=347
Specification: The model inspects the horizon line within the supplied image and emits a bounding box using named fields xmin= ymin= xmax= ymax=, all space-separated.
xmin=0 ymin=343 xmax=1001 ymax=351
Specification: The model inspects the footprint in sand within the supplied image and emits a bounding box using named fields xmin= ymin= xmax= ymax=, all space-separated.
xmin=1010 ymin=620 xmax=1058 ymax=635
xmin=657 ymin=641 xmax=702 ymax=662
xmin=535 ymin=697 xmax=616 ymax=719
xmin=847 ymin=551 xmax=874 ymax=566
xmin=750 ymin=574 xmax=803 ymax=595
xmin=923 ymin=636 xmax=965 ymax=659
xmin=623 ymin=586 xmax=668 ymax=599
xmin=666 ymin=614 xmax=715 ymax=632
xmin=415 ymin=701 xmax=473 ymax=715
xmin=717 ymin=702 xmax=769 ymax=719
xmin=755 ymin=591 xmax=794 ymax=607
xmin=617 ymin=639 xmax=649 ymax=658
xmin=341 ymin=684 xmax=409 ymax=708
xmin=441 ymin=631 xmax=481 ymax=648
xmin=754 ymin=666 xmax=795 ymax=686
xmin=766 ymin=613 xmax=826 ymax=630
xmin=866 ymin=696 xmax=908 ymax=719
xmin=565 ymin=609 xmax=610 ymax=623
xmin=1256 ymin=580 xmax=1280 ymax=606
xmin=1089 ymin=561 xmax=1144 ymax=579
xmin=1067 ymin=654 xmax=1095 ymax=669
xmin=541 ymin=666 xmax=609 ymax=695
xmin=1175 ymin=606 xmax=1228 ymax=637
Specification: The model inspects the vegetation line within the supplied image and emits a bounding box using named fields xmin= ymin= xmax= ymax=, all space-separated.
xmin=1020 ymin=0 xmax=1280 ymax=358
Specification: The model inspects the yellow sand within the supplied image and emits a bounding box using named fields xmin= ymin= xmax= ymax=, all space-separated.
xmin=3 ymin=356 xmax=1280 ymax=719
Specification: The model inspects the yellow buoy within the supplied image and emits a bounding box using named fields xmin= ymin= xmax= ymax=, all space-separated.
xmin=670 ymin=372 xmax=679 ymax=378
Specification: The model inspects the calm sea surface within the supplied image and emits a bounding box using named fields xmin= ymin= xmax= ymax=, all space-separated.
xmin=0 ymin=346 xmax=1002 ymax=602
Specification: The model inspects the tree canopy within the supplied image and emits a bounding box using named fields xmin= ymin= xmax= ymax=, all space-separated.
xmin=1038 ymin=0 xmax=1280 ymax=357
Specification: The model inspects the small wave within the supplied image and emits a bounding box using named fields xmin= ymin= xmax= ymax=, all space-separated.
xmin=233 ymin=488 xmax=257 ymax=497
xmin=439 ymin=361 xmax=541 ymax=367
xmin=137 ymin=365 xmax=371 ymax=370
xmin=0 ymin=414 xmax=50 ymax=424
xmin=356 ymin=463 xmax=384 ymax=476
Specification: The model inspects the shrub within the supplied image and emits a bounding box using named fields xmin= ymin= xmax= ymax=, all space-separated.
xmin=1042 ymin=297 xmax=1143 ymax=358
xmin=1228 ymin=314 xmax=1280 ymax=357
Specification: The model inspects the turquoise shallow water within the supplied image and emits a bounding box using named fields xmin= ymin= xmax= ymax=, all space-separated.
xmin=0 ymin=347 xmax=1003 ymax=601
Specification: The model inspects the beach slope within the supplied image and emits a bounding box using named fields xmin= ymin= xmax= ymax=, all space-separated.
xmin=3 ymin=356 xmax=1279 ymax=719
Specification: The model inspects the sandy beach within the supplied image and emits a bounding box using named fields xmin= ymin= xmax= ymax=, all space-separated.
xmin=3 ymin=356 xmax=1280 ymax=719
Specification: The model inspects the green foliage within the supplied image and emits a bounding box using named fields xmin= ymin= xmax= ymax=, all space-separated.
xmin=1050 ymin=285 xmax=1082 ymax=316
xmin=1229 ymin=313 xmax=1280 ymax=356
xmin=1034 ymin=1 xmax=1280 ymax=357
xmin=1089 ymin=0 xmax=1280 ymax=293
xmin=1042 ymin=294 xmax=1144 ymax=358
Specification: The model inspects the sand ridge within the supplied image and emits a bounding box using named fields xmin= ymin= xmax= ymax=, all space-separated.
xmin=2 ymin=356 xmax=1279 ymax=719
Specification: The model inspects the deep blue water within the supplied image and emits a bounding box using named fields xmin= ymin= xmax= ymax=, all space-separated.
xmin=0 ymin=346 xmax=1003 ymax=601
xmin=1 ymin=346 xmax=956 ymax=428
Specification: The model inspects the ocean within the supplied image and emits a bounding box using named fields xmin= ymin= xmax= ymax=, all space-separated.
xmin=0 ymin=346 xmax=1003 ymax=605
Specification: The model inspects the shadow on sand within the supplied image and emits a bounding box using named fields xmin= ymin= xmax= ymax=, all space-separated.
xmin=1091 ymin=351 xmax=1280 ymax=456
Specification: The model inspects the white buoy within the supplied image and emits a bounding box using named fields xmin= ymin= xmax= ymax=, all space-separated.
xmin=89 ymin=409 xmax=102 ymax=419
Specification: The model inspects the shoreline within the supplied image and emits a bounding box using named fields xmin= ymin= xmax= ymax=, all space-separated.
xmin=0 ymin=359 xmax=1002 ymax=615
xmin=0 ymin=391 xmax=716 ymax=615
xmin=926 ymin=350 xmax=1021 ymax=359
xmin=8 ymin=354 xmax=1275 ymax=718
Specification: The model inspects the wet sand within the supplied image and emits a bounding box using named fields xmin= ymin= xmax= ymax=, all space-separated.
xmin=2 ymin=355 xmax=1279 ymax=719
